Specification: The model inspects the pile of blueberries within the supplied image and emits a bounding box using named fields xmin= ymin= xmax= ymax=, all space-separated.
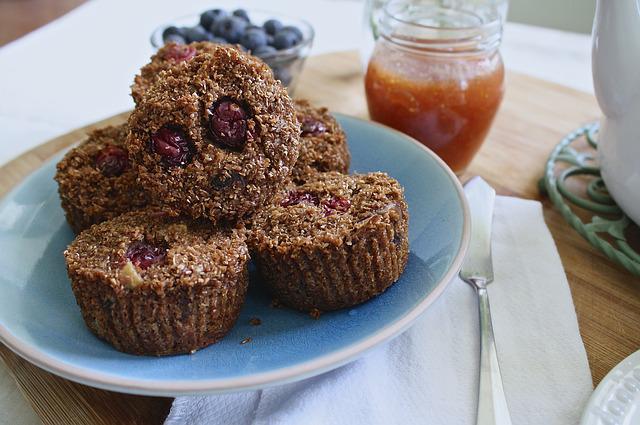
xmin=162 ymin=8 xmax=307 ymax=85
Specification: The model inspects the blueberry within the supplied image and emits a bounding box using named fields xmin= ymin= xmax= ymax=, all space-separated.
xmin=126 ymin=241 xmax=167 ymax=269
xmin=281 ymin=190 xmax=319 ymax=207
xmin=209 ymin=99 xmax=249 ymax=150
xmin=164 ymin=34 xmax=186 ymax=45
xmin=273 ymin=66 xmax=292 ymax=85
xmin=95 ymin=146 xmax=129 ymax=177
xmin=162 ymin=26 xmax=184 ymax=40
xmin=232 ymin=9 xmax=250 ymax=22
xmin=210 ymin=36 xmax=228 ymax=44
xmin=185 ymin=25 xmax=212 ymax=43
xmin=240 ymin=28 xmax=268 ymax=51
xmin=263 ymin=19 xmax=283 ymax=36
xmin=253 ymin=45 xmax=277 ymax=57
xmin=150 ymin=126 xmax=194 ymax=167
xmin=273 ymin=29 xmax=299 ymax=50
xmin=213 ymin=17 xmax=248 ymax=43
xmin=200 ymin=9 xmax=227 ymax=29
xmin=301 ymin=118 xmax=327 ymax=136
xmin=282 ymin=25 xmax=303 ymax=42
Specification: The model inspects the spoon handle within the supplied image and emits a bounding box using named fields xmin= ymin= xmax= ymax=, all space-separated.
xmin=476 ymin=285 xmax=513 ymax=425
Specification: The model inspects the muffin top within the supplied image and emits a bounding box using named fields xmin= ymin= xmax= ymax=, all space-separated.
xmin=250 ymin=172 xmax=407 ymax=249
xmin=126 ymin=44 xmax=300 ymax=221
xmin=65 ymin=209 xmax=248 ymax=291
xmin=292 ymin=99 xmax=350 ymax=183
xmin=55 ymin=124 xmax=148 ymax=232
xmin=131 ymin=42 xmax=220 ymax=104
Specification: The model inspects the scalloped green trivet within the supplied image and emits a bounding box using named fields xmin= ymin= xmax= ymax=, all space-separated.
xmin=541 ymin=122 xmax=640 ymax=276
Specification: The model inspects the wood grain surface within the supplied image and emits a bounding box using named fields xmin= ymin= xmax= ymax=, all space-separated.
xmin=0 ymin=0 xmax=86 ymax=46
xmin=0 ymin=50 xmax=638 ymax=424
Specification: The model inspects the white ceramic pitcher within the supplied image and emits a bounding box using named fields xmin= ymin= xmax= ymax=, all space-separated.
xmin=592 ymin=0 xmax=640 ymax=225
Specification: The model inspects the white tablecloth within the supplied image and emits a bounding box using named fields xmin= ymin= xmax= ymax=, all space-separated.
xmin=0 ymin=1 xmax=594 ymax=424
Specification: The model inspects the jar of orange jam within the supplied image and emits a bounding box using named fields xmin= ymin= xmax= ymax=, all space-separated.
xmin=365 ymin=0 xmax=504 ymax=174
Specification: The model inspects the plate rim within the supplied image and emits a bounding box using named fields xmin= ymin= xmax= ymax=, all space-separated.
xmin=0 ymin=113 xmax=471 ymax=396
xmin=579 ymin=348 xmax=640 ymax=425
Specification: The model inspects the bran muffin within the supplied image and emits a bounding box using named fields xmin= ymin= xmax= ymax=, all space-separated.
xmin=131 ymin=42 xmax=220 ymax=105
xmin=292 ymin=100 xmax=350 ymax=183
xmin=55 ymin=124 xmax=148 ymax=233
xmin=64 ymin=209 xmax=249 ymax=356
xmin=249 ymin=171 xmax=409 ymax=312
xmin=126 ymin=45 xmax=300 ymax=223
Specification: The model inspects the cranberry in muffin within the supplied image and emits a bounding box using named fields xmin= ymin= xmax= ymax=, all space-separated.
xmin=249 ymin=172 xmax=409 ymax=312
xmin=126 ymin=45 xmax=300 ymax=223
xmin=64 ymin=209 xmax=249 ymax=356
xmin=55 ymin=124 xmax=148 ymax=233
xmin=292 ymin=99 xmax=350 ymax=183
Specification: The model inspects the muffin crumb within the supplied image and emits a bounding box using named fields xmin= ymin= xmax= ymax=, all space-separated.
xmin=270 ymin=298 xmax=284 ymax=309
xmin=309 ymin=309 xmax=322 ymax=320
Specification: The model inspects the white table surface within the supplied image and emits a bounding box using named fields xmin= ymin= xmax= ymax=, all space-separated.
xmin=0 ymin=0 xmax=593 ymax=424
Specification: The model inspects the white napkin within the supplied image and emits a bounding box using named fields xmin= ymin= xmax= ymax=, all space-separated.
xmin=165 ymin=196 xmax=593 ymax=425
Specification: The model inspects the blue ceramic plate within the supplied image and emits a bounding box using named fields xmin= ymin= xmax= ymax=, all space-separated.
xmin=0 ymin=115 xmax=469 ymax=396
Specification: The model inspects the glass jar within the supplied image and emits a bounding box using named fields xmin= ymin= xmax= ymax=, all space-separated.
xmin=364 ymin=0 xmax=505 ymax=174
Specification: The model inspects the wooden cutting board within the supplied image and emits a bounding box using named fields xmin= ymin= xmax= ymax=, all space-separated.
xmin=1 ymin=50 xmax=639 ymax=425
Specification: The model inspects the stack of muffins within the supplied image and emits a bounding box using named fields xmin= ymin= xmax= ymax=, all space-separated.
xmin=57 ymin=42 xmax=409 ymax=356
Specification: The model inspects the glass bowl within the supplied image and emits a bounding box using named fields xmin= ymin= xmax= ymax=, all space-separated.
xmin=150 ymin=10 xmax=314 ymax=94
